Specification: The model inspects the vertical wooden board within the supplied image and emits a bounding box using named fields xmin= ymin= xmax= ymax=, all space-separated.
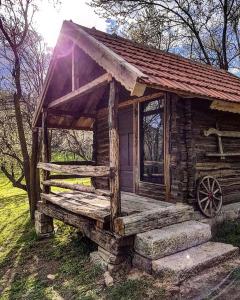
xmin=108 ymin=80 xmax=121 ymax=229
xmin=133 ymin=103 xmax=139 ymax=193
xmin=164 ymin=93 xmax=171 ymax=201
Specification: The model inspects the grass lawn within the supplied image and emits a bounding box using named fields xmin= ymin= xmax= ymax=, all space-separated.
xmin=0 ymin=173 xmax=166 ymax=300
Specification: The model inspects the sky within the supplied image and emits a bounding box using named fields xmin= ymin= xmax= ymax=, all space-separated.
xmin=36 ymin=0 xmax=107 ymax=47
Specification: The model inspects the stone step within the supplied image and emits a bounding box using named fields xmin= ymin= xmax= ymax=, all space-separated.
xmin=152 ymin=242 xmax=239 ymax=283
xmin=134 ymin=220 xmax=212 ymax=260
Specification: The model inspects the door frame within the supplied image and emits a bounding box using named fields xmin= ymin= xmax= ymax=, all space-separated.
xmin=132 ymin=92 xmax=171 ymax=200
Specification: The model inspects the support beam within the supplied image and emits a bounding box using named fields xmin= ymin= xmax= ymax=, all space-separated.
xmin=48 ymin=73 xmax=111 ymax=109
xmin=48 ymin=108 xmax=96 ymax=119
xmin=72 ymin=44 xmax=79 ymax=91
xmin=42 ymin=110 xmax=50 ymax=193
xmin=30 ymin=128 xmax=40 ymax=219
xmin=37 ymin=162 xmax=110 ymax=177
xmin=108 ymin=79 xmax=121 ymax=230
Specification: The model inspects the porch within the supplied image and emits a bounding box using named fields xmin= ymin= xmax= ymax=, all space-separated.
xmin=36 ymin=161 xmax=192 ymax=236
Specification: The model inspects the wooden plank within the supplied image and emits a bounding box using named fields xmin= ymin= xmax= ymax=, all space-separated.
xmin=37 ymin=162 xmax=110 ymax=177
xmin=41 ymin=192 xmax=110 ymax=222
xmin=48 ymin=108 xmax=95 ymax=119
xmin=48 ymin=73 xmax=111 ymax=109
xmin=37 ymin=200 xmax=93 ymax=231
xmin=164 ymin=93 xmax=171 ymax=200
xmin=42 ymin=180 xmax=111 ymax=196
xmin=114 ymin=205 xmax=193 ymax=236
xmin=108 ymin=79 xmax=121 ymax=229
xmin=97 ymin=91 xmax=165 ymax=117
xmin=211 ymin=100 xmax=240 ymax=114
xmin=50 ymin=160 xmax=95 ymax=166
xmin=204 ymin=128 xmax=240 ymax=138
xmin=206 ymin=152 xmax=240 ymax=157
xmin=37 ymin=201 xmax=133 ymax=255
xmin=49 ymin=174 xmax=85 ymax=180
xmin=62 ymin=21 xmax=147 ymax=97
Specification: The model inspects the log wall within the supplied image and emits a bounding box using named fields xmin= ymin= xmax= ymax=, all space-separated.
xmin=191 ymin=99 xmax=240 ymax=204
xmin=170 ymin=94 xmax=240 ymax=205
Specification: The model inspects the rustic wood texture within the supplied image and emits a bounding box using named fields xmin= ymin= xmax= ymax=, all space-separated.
xmin=61 ymin=21 xmax=147 ymax=97
xmin=42 ymin=180 xmax=111 ymax=196
xmin=41 ymin=191 xmax=110 ymax=222
xmin=114 ymin=205 xmax=193 ymax=236
xmin=37 ymin=201 xmax=133 ymax=255
xmin=37 ymin=162 xmax=110 ymax=177
xmin=48 ymin=73 xmax=110 ymax=109
xmin=191 ymin=99 xmax=240 ymax=204
xmin=40 ymin=191 xmax=171 ymax=231
xmin=108 ymin=79 xmax=121 ymax=227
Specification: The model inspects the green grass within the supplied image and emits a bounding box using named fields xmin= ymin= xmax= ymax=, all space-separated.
xmin=213 ymin=220 xmax=240 ymax=247
xmin=0 ymin=173 xmax=166 ymax=299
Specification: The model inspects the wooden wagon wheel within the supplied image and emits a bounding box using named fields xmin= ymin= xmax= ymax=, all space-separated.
xmin=197 ymin=176 xmax=223 ymax=218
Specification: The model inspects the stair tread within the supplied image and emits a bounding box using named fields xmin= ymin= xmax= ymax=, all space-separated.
xmin=152 ymin=242 xmax=239 ymax=282
xmin=134 ymin=220 xmax=211 ymax=259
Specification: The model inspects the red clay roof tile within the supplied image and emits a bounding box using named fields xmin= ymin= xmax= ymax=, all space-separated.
xmin=76 ymin=23 xmax=240 ymax=103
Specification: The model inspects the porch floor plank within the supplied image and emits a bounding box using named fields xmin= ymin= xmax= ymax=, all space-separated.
xmin=40 ymin=191 xmax=172 ymax=223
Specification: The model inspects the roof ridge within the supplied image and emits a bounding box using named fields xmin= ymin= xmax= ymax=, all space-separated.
xmin=73 ymin=21 xmax=230 ymax=76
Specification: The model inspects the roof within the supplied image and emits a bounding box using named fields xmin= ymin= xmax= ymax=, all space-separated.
xmin=33 ymin=21 xmax=240 ymax=129
xmin=73 ymin=22 xmax=240 ymax=104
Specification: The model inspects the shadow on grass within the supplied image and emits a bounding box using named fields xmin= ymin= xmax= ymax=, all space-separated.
xmin=0 ymin=190 xmax=103 ymax=299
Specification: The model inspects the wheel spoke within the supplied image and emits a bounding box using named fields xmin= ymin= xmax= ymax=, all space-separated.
xmin=209 ymin=200 xmax=213 ymax=216
xmin=204 ymin=199 xmax=210 ymax=211
xmin=211 ymin=179 xmax=215 ymax=192
xmin=213 ymin=188 xmax=220 ymax=195
xmin=199 ymin=190 xmax=208 ymax=196
xmin=200 ymin=196 xmax=209 ymax=203
xmin=201 ymin=181 xmax=209 ymax=192
xmin=207 ymin=177 xmax=211 ymax=190
xmin=213 ymin=195 xmax=222 ymax=202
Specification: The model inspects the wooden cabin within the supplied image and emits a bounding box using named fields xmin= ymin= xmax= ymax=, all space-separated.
xmin=32 ymin=21 xmax=240 ymax=272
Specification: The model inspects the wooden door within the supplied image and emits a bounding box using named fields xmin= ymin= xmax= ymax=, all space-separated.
xmin=118 ymin=107 xmax=133 ymax=192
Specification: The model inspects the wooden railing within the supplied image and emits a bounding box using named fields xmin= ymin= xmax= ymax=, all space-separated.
xmin=37 ymin=162 xmax=110 ymax=177
xmin=37 ymin=162 xmax=111 ymax=198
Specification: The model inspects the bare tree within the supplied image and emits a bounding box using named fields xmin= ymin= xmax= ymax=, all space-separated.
xmin=0 ymin=0 xmax=52 ymax=219
xmin=90 ymin=0 xmax=240 ymax=71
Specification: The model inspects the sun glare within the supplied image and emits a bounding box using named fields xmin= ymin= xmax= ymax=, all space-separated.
xmin=36 ymin=0 xmax=106 ymax=47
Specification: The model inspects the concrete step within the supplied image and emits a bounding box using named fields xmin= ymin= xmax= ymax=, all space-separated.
xmin=152 ymin=242 xmax=239 ymax=283
xmin=134 ymin=220 xmax=212 ymax=259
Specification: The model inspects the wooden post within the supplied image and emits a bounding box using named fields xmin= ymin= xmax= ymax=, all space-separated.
xmin=164 ymin=93 xmax=171 ymax=201
xmin=42 ymin=109 xmax=50 ymax=193
xmin=30 ymin=128 xmax=40 ymax=219
xmin=108 ymin=79 xmax=121 ymax=230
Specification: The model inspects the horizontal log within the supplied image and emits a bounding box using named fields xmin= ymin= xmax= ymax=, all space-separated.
xmin=37 ymin=162 xmax=110 ymax=177
xmin=51 ymin=160 xmax=95 ymax=166
xmin=42 ymin=180 xmax=111 ymax=197
xmin=206 ymin=152 xmax=240 ymax=157
xmin=41 ymin=192 xmax=110 ymax=222
xmin=37 ymin=201 xmax=133 ymax=255
xmin=48 ymin=73 xmax=111 ymax=109
xmin=49 ymin=174 xmax=85 ymax=180
xmin=114 ymin=205 xmax=193 ymax=236
xmin=204 ymin=128 xmax=240 ymax=138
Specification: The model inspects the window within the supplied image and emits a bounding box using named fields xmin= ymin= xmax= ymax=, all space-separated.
xmin=140 ymin=98 xmax=164 ymax=184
